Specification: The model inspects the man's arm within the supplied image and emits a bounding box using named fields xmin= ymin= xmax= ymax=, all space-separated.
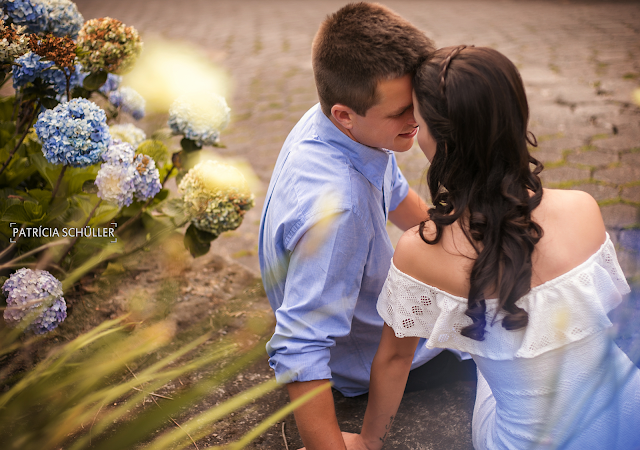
xmin=288 ymin=380 xmax=346 ymax=450
xmin=388 ymin=187 xmax=429 ymax=231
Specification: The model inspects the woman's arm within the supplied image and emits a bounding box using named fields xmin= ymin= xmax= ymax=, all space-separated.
xmin=358 ymin=324 xmax=420 ymax=449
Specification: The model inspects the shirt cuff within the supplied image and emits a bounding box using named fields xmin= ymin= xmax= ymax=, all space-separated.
xmin=268 ymin=348 xmax=333 ymax=384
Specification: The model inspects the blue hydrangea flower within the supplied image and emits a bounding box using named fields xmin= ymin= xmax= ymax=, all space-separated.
xmin=102 ymin=139 xmax=135 ymax=164
xmin=132 ymin=153 xmax=161 ymax=201
xmin=95 ymin=160 xmax=136 ymax=207
xmin=34 ymin=98 xmax=111 ymax=167
xmin=13 ymin=52 xmax=80 ymax=97
xmin=99 ymin=73 xmax=122 ymax=94
xmin=43 ymin=0 xmax=84 ymax=38
xmin=3 ymin=0 xmax=48 ymax=35
xmin=109 ymin=86 xmax=146 ymax=120
xmin=109 ymin=123 xmax=146 ymax=148
xmin=168 ymin=93 xmax=230 ymax=146
xmin=2 ymin=268 xmax=67 ymax=335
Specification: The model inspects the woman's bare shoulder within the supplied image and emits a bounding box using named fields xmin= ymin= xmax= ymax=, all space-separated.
xmin=537 ymin=188 xmax=605 ymax=246
xmin=393 ymin=221 xmax=472 ymax=297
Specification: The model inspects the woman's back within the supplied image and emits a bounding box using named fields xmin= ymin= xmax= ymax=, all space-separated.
xmin=393 ymin=188 xmax=606 ymax=298
xmin=385 ymin=188 xmax=640 ymax=448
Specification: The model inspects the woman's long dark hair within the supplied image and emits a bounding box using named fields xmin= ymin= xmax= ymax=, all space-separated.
xmin=414 ymin=46 xmax=544 ymax=341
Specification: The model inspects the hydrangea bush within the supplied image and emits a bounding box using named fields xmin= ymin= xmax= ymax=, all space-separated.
xmin=76 ymin=17 xmax=142 ymax=74
xmin=2 ymin=268 xmax=67 ymax=334
xmin=34 ymin=98 xmax=111 ymax=167
xmin=1 ymin=1 xmax=254 ymax=342
xmin=179 ymin=160 xmax=254 ymax=238
xmin=168 ymin=92 xmax=230 ymax=147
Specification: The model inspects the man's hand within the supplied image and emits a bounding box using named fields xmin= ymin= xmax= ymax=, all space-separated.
xmin=299 ymin=432 xmax=370 ymax=450
xmin=342 ymin=432 xmax=374 ymax=450
xmin=288 ymin=380 xmax=346 ymax=450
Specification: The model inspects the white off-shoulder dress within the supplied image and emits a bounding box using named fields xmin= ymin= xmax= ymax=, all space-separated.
xmin=378 ymin=234 xmax=640 ymax=449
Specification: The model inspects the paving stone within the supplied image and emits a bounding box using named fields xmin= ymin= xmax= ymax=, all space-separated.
xmin=600 ymin=204 xmax=639 ymax=228
xmin=621 ymin=152 xmax=640 ymax=166
xmin=622 ymin=185 xmax=640 ymax=203
xmin=594 ymin=166 xmax=640 ymax=185
xmin=566 ymin=150 xmax=618 ymax=167
xmin=540 ymin=166 xmax=591 ymax=185
xmin=594 ymin=134 xmax=640 ymax=153
xmin=572 ymin=183 xmax=619 ymax=202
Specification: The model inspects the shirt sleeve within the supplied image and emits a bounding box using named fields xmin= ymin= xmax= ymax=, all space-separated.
xmin=389 ymin=153 xmax=409 ymax=212
xmin=266 ymin=207 xmax=372 ymax=384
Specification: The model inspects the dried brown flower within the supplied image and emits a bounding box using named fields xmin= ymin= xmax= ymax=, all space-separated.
xmin=28 ymin=34 xmax=76 ymax=70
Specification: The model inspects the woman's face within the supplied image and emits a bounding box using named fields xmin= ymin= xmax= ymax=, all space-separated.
xmin=412 ymin=90 xmax=437 ymax=163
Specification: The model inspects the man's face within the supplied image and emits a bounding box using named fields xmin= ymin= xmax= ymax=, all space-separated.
xmin=348 ymin=74 xmax=418 ymax=152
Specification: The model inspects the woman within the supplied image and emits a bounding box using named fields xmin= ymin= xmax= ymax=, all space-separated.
xmin=346 ymin=46 xmax=640 ymax=449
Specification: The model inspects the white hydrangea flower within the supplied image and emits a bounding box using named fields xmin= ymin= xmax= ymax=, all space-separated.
xmin=168 ymin=92 xmax=230 ymax=146
xmin=109 ymin=123 xmax=146 ymax=148
xmin=178 ymin=160 xmax=254 ymax=237
xmin=95 ymin=160 xmax=136 ymax=207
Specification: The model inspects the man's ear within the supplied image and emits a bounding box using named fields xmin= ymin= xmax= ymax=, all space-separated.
xmin=331 ymin=104 xmax=356 ymax=129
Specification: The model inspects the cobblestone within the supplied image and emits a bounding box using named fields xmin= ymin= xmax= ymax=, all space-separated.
xmin=71 ymin=1 xmax=640 ymax=448
xmin=622 ymin=185 xmax=640 ymax=203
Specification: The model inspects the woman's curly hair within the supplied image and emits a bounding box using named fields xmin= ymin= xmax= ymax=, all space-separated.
xmin=414 ymin=46 xmax=544 ymax=341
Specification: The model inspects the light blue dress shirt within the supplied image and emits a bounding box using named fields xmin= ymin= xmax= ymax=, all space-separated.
xmin=259 ymin=104 xmax=444 ymax=396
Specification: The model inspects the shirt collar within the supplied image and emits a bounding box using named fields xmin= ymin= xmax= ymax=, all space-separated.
xmin=313 ymin=104 xmax=390 ymax=191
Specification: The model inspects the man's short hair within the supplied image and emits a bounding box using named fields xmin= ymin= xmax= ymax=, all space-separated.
xmin=312 ymin=2 xmax=435 ymax=117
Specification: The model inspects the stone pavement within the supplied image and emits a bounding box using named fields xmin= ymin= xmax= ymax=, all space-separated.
xmin=73 ymin=1 xmax=640 ymax=448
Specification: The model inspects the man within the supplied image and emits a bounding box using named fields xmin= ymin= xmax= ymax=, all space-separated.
xmin=258 ymin=3 xmax=474 ymax=449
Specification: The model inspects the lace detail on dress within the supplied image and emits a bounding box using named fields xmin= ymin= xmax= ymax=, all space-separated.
xmin=377 ymin=234 xmax=631 ymax=360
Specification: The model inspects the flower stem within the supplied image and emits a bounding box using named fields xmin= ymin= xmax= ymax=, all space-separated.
xmin=0 ymin=100 xmax=39 ymax=177
xmin=56 ymin=199 xmax=102 ymax=265
xmin=50 ymin=165 xmax=67 ymax=199
xmin=116 ymin=198 xmax=153 ymax=235
xmin=117 ymin=164 xmax=175 ymax=235
xmin=0 ymin=224 xmax=25 ymax=261
xmin=65 ymin=70 xmax=71 ymax=101
xmin=162 ymin=164 xmax=176 ymax=187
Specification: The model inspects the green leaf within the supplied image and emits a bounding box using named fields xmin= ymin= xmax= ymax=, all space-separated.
xmin=88 ymin=203 xmax=119 ymax=227
xmin=183 ymin=223 xmax=211 ymax=257
xmin=2 ymin=204 xmax=31 ymax=223
xmin=66 ymin=165 xmax=98 ymax=195
xmin=26 ymin=188 xmax=52 ymax=207
xmin=180 ymin=138 xmax=202 ymax=152
xmin=162 ymin=198 xmax=187 ymax=220
xmin=0 ymin=96 xmax=15 ymax=122
xmin=154 ymin=188 xmax=169 ymax=202
xmin=46 ymin=197 xmax=70 ymax=223
xmin=71 ymin=86 xmax=92 ymax=99
xmin=29 ymin=151 xmax=60 ymax=189
xmin=40 ymin=97 xmax=59 ymax=110
xmin=82 ymin=71 xmax=108 ymax=91
xmin=136 ymin=140 xmax=169 ymax=165
xmin=81 ymin=180 xmax=98 ymax=194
